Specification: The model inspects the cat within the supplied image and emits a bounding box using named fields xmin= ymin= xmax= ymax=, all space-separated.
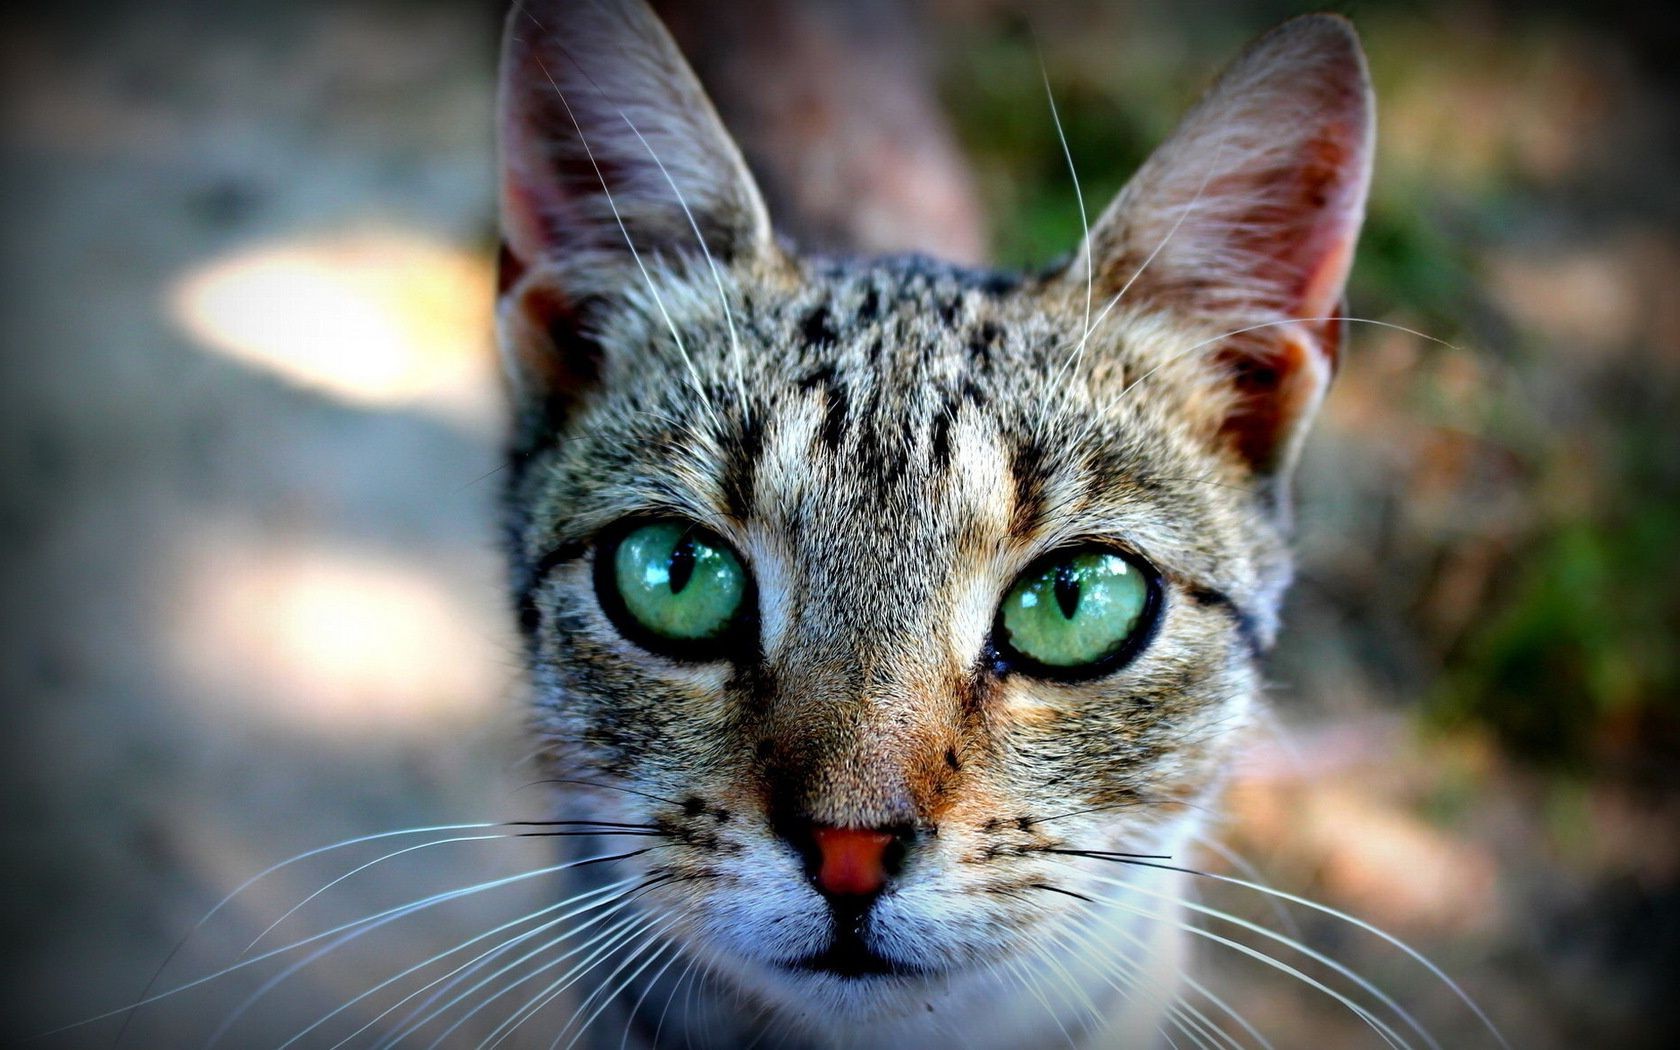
xmin=495 ymin=0 xmax=1374 ymax=1046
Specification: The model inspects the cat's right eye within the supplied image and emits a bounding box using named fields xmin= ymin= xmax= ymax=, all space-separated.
xmin=993 ymin=546 xmax=1160 ymax=680
xmin=594 ymin=520 xmax=751 ymax=659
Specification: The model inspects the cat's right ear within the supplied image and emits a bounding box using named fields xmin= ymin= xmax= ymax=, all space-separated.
xmin=496 ymin=0 xmax=773 ymax=408
xmin=1061 ymin=15 xmax=1373 ymax=485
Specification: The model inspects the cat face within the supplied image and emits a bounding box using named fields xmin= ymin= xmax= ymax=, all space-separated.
xmin=497 ymin=0 xmax=1370 ymax=1032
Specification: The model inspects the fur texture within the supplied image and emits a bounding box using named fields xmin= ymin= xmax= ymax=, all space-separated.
xmin=496 ymin=2 xmax=1372 ymax=1046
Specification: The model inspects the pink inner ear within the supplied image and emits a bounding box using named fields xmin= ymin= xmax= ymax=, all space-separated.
xmin=1215 ymin=121 xmax=1368 ymax=359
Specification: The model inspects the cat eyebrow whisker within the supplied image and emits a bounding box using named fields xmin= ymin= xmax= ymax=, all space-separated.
xmin=1081 ymin=130 xmax=1232 ymax=354
xmin=1037 ymin=45 xmax=1092 ymax=373
xmin=516 ymin=7 xmax=724 ymax=437
xmin=612 ymin=109 xmax=752 ymax=426
xmin=1098 ymin=315 xmax=1466 ymax=418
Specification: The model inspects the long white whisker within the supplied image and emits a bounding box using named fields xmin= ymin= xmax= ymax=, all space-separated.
xmin=244 ymin=833 xmax=522 ymax=955
xmin=408 ymin=904 xmax=659 ymax=1049
xmin=207 ymin=853 xmax=653 ymax=1048
xmin=106 ymin=821 xmax=499 ymax=1041
xmin=651 ymin=949 xmax=700 ymax=1050
xmin=1190 ymin=833 xmax=1304 ymax=942
xmin=38 ymin=849 xmax=645 ymax=1039
xmin=618 ymin=938 xmax=686 ymax=1050
xmin=1082 ymin=852 xmax=1506 ymax=1049
xmin=615 ymin=112 xmax=751 ymax=424
xmin=1044 ymin=897 xmax=1237 ymax=1050
xmin=1180 ymin=970 xmax=1275 ymax=1050
xmin=559 ymin=931 xmax=678 ymax=1050
xmin=480 ymin=912 xmax=674 ymax=1050
xmin=1078 ymin=892 xmax=1410 ymax=1050
xmin=1076 ymin=867 xmax=1436 ymax=1050
xmin=1100 ymin=316 xmax=1467 ymax=419
xmin=1021 ymin=917 xmax=1107 ymax=1029
xmin=298 ymin=875 xmax=642 ymax=1050
xmin=1002 ymin=953 xmax=1079 ymax=1049
xmin=522 ymin=40 xmax=723 ymax=437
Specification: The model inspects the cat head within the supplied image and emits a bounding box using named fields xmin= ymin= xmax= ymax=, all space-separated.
xmin=497 ymin=0 xmax=1370 ymax=1029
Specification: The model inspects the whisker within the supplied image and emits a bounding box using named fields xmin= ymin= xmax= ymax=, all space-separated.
xmin=1072 ymin=892 xmax=1409 ymax=1049
xmin=617 ymin=937 xmax=687 ymax=1050
xmin=650 ymin=949 xmax=701 ymax=1050
xmin=426 ymin=909 xmax=659 ymax=1050
xmin=1074 ymin=866 xmax=1439 ymax=1050
xmin=613 ymin=112 xmax=751 ymax=425
xmin=1098 ymin=316 xmax=1468 ymax=418
xmin=515 ymin=9 xmax=723 ymax=438
xmin=481 ymin=911 xmax=675 ymax=1050
xmin=387 ymin=876 xmax=677 ymax=1049
xmin=1002 ymin=954 xmax=1079 ymax=1050
xmin=1080 ymin=131 xmax=1230 ymax=347
xmin=1048 ymin=850 xmax=1506 ymax=1049
xmin=557 ymin=929 xmax=680 ymax=1050
xmin=42 ymin=847 xmax=656 ymax=1040
xmin=1035 ymin=44 xmax=1090 ymax=364
xmin=207 ymin=852 xmax=665 ymax=1049
xmin=1190 ymin=833 xmax=1304 ymax=942
xmin=107 ymin=821 xmax=499 ymax=1044
xmin=525 ymin=776 xmax=689 ymax=811
xmin=1027 ymin=887 xmax=1239 ymax=1050
xmin=243 ymin=832 xmax=535 ymax=956
xmin=288 ymin=874 xmax=645 ymax=1049
xmin=1179 ymin=970 xmax=1275 ymax=1050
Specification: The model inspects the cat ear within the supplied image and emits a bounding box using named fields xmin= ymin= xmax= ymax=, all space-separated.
xmin=496 ymin=0 xmax=773 ymax=405
xmin=1069 ymin=15 xmax=1373 ymax=479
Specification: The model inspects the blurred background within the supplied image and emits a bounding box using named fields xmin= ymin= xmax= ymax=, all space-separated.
xmin=1 ymin=0 xmax=1675 ymax=1046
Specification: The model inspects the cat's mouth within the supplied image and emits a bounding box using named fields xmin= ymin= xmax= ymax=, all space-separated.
xmin=785 ymin=923 xmax=939 ymax=981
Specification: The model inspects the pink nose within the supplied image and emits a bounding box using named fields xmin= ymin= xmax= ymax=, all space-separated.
xmin=810 ymin=826 xmax=896 ymax=897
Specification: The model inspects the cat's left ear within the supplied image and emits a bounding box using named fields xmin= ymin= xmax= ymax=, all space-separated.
xmin=496 ymin=0 xmax=774 ymax=408
xmin=1065 ymin=15 xmax=1373 ymax=481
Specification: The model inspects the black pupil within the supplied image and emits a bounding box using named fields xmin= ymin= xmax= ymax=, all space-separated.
xmin=1053 ymin=562 xmax=1082 ymax=620
xmin=666 ymin=535 xmax=698 ymax=594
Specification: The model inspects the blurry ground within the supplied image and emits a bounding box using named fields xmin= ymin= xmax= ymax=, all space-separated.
xmin=1 ymin=0 xmax=1676 ymax=1047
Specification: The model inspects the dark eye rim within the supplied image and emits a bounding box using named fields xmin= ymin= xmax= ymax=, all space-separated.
xmin=987 ymin=543 xmax=1164 ymax=683
xmin=591 ymin=516 xmax=758 ymax=663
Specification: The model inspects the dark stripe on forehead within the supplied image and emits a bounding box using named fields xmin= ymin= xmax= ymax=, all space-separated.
xmin=798 ymin=365 xmax=848 ymax=453
xmin=801 ymin=303 xmax=835 ymax=347
xmin=719 ymin=412 xmax=764 ymax=521
xmin=1009 ymin=436 xmax=1049 ymax=538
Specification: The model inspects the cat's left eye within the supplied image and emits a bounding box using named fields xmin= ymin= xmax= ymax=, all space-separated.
xmin=993 ymin=546 xmax=1160 ymax=679
xmin=595 ymin=520 xmax=750 ymax=659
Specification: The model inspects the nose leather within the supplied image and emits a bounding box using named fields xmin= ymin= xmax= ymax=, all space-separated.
xmin=810 ymin=826 xmax=895 ymax=897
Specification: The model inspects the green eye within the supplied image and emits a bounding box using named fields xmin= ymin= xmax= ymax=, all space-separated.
xmin=603 ymin=521 xmax=748 ymax=653
xmin=996 ymin=548 xmax=1156 ymax=676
